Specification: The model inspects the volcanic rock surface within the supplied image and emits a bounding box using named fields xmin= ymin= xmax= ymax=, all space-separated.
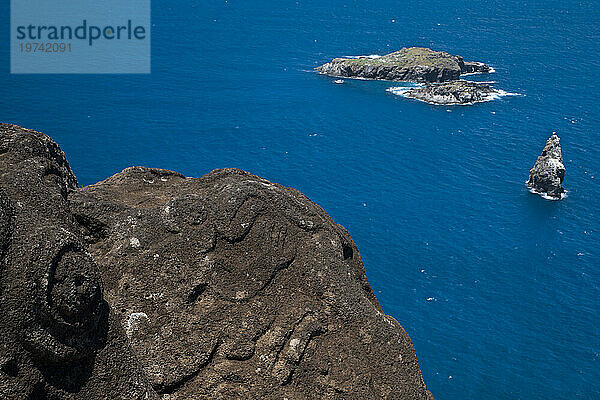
xmin=0 ymin=124 xmax=157 ymax=399
xmin=0 ymin=124 xmax=434 ymax=400
xmin=402 ymin=80 xmax=499 ymax=105
xmin=316 ymin=47 xmax=490 ymax=83
xmin=527 ymin=133 xmax=566 ymax=199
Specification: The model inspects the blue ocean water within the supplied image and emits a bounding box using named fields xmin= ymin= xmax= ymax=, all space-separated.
xmin=1 ymin=1 xmax=599 ymax=398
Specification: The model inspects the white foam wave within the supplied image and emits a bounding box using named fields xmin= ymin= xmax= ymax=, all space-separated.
xmin=462 ymin=66 xmax=496 ymax=76
xmin=526 ymin=183 xmax=568 ymax=200
xmin=489 ymin=89 xmax=521 ymax=98
xmin=386 ymin=87 xmax=411 ymax=96
xmin=386 ymin=84 xmax=424 ymax=96
xmin=343 ymin=54 xmax=382 ymax=59
xmin=463 ymin=90 xmax=521 ymax=105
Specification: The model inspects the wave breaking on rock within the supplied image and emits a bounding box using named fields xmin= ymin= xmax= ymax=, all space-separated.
xmin=387 ymin=80 xmax=519 ymax=105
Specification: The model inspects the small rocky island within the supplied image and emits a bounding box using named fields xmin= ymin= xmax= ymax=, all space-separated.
xmin=0 ymin=124 xmax=434 ymax=399
xmin=400 ymin=80 xmax=501 ymax=105
xmin=527 ymin=133 xmax=566 ymax=199
xmin=316 ymin=47 xmax=491 ymax=83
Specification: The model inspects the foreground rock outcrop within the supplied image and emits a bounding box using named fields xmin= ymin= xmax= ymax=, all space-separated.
xmin=0 ymin=124 xmax=434 ymax=399
xmin=399 ymin=80 xmax=500 ymax=105
xmin=316 ymin=47 xmax=490 ymax=83
xmin=0 ymin=125 xmax=157 ymax=399
xmin=527 ymin=133 xmax=566 ymax=199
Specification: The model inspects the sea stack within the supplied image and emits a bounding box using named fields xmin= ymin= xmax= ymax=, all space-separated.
xmin=527 ymin=133 xmax=566 ymax=199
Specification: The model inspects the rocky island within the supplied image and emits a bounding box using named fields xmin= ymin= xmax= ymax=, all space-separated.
xmin=527 ymin=133 xmax=566 ymax=199
xmin=0 ymin=124 xmax=434 ymax=400
xmin=316 ymin=47 xmax=491 ymax=83
xmin=398 ymin=80 xmax=501 ymax=105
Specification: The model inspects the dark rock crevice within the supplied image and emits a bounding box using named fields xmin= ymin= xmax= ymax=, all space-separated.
xmin=73 ymin=213 xmax=108 ymax=244
xmin=186 ymin=283 xmax=208 ymax=303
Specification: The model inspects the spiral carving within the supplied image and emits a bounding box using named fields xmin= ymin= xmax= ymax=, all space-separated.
xmin=21 ymin=229 xmax=108 ymax=365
